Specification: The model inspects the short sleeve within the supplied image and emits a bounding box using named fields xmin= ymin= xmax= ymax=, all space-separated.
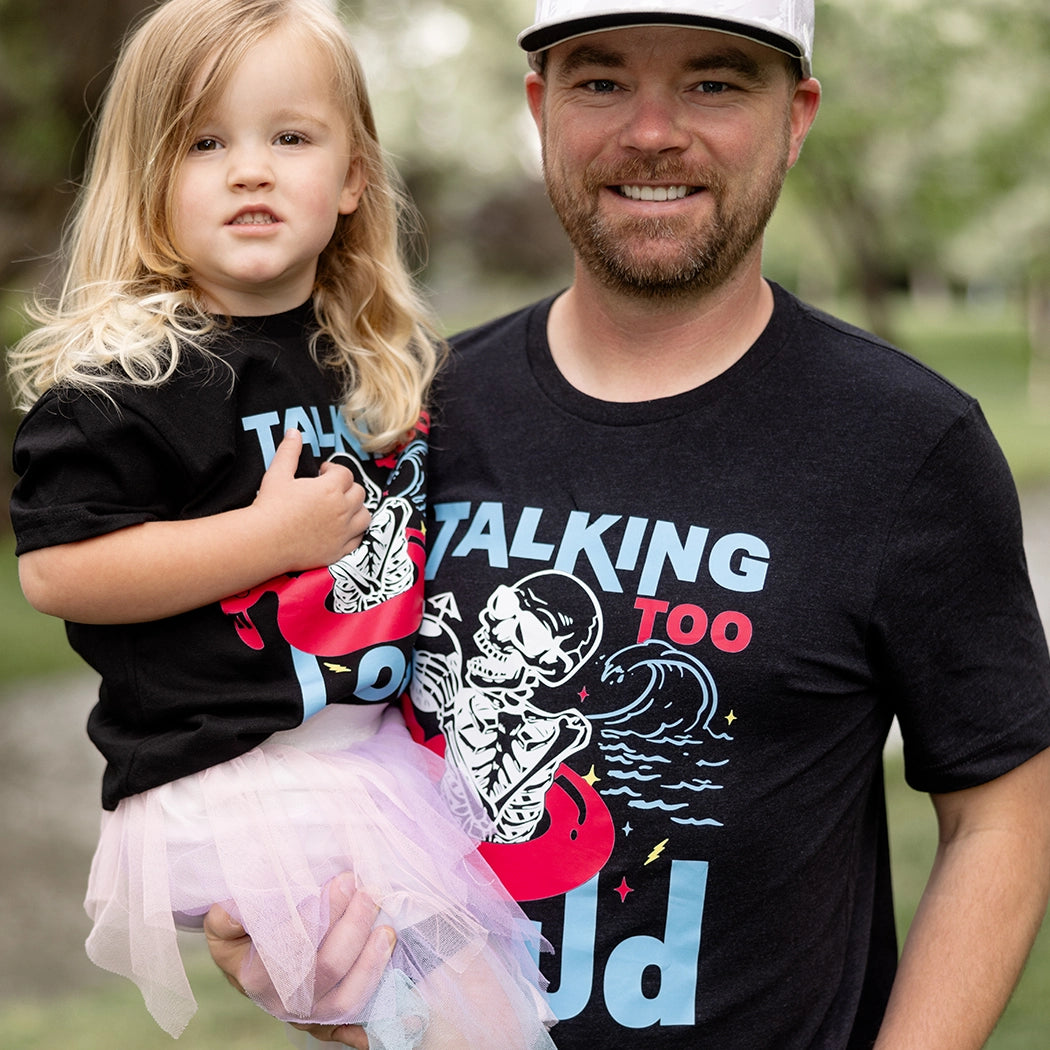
xmin=10 ymin=388 xmax=195 ymax=555
xmin=870 ymin=403 xmax=1050 ymax=792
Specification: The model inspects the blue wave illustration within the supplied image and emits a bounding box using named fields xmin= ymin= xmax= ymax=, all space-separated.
xmin=603 ymin=753 xmax=633 ymax=765
xmin=597 ymin=744 xmax=671 ymax=764
xmin=598 ymin=640 xmax=733 ymax=742
xmin=604 ymin=728 xmax=713 ymax=747
xmin=627 ymin=799 xmax=690 ymax=812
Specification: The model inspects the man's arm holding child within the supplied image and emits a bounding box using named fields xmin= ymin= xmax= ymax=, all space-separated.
xmin=205 ymin=876 xmax=390 ymax=1048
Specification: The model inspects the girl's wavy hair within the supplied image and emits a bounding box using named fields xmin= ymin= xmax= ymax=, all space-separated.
xmin=8 ymin=0 xmax=441 ymax=451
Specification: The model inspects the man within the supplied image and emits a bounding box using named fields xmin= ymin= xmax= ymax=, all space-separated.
xmin=208 ymin=1 xmax=1050 ymax=1046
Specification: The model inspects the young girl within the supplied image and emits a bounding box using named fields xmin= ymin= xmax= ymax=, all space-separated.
xmin=7 ymin=1 xmax=554 ymax=1046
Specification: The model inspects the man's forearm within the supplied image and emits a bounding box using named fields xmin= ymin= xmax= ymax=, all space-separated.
xmin=874 ymin=748 xmax=1050 ymax=1049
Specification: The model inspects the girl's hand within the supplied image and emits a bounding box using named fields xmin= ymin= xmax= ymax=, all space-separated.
xmin=253 ymin=430 xmax=372 ymax=571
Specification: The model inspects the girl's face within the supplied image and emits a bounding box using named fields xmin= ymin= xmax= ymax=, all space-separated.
xmin=171 ymin=25 xmax=365 ymax=315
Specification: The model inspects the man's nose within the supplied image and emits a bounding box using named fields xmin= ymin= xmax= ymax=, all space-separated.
xmin=618 ymin=91 xmax=691 ymax=155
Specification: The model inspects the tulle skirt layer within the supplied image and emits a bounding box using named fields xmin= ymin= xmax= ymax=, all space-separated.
xmin=84 ymin=706 xmax=555 ymax=1048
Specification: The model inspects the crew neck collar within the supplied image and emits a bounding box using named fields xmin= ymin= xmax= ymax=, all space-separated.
xmin=525 ymin=283 xmax=795 ymax=426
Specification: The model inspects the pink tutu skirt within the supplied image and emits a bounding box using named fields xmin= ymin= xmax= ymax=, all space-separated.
xmin=84 ymin=705 xmax=555 ymax=1047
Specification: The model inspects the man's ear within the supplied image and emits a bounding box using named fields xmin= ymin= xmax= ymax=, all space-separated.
xmin=525 ymin=71 xmax=546 ymax=132
xmin=787 ymin=77 xmax=821 ymax=168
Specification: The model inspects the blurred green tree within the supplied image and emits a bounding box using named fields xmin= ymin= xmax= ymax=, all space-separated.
xmin=0 ymin=0 xmax=153 ymax=292
xmin=0 ymin=0 xmax=154 ymax=531
xmin=791 ymin=0 xmax=1050 ymax=354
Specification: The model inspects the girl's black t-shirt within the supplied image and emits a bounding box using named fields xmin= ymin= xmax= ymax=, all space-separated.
xmin=11 ymin=305 xmax=428 ymax=809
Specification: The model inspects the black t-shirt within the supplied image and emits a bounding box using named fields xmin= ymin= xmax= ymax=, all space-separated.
xmin=406 ymin=284 xmax=1050 ymax=1048
xmin=11 ymin=305 xmax=427 ymax=809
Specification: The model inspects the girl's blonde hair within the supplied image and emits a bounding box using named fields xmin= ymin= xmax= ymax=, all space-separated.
xmin=8 ymin=0 xmax=440 ymax=451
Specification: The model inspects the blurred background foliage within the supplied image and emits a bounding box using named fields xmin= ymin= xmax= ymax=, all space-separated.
xmin=1 ymin=0 xmax=1049 ymax=528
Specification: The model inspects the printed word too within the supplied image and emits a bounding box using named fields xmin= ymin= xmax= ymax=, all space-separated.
xmin=635 ymin=597 xmax=752 ymax=653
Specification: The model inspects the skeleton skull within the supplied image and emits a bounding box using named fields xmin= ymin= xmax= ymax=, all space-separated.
xmin=469 ymin=570 xmax=602 ymax=694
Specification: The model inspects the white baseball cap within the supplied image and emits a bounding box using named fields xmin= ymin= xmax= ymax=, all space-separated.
xmin=518 ymin=0 xmax=814 ymax=77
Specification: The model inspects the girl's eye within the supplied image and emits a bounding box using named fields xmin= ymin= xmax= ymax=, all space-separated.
xmin=190 ymin=138 xmax=221 ymax=153
xmin=276 ymin=132 xmax=306 ymax=146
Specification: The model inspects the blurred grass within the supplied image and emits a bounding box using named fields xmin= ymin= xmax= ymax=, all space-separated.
xmin=1 ymin=939 xmax=293 ymax=1050
xmin=0 ymin=298 xmax=1047 ymax=1045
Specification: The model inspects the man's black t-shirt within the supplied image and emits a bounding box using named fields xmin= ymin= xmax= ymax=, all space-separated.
xmin=406 ymin=285 xmax=1050 ymax=1048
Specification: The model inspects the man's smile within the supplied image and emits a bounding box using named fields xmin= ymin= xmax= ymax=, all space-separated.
xmin=616 ymin=184 xmax=697 ymax=201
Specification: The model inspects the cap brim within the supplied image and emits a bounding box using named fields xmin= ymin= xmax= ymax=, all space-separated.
xmin=518 ymin=13 xmax=808 ymax=75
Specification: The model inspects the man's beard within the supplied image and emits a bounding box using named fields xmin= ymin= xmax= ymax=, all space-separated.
xmin=543 ymin=155 xmax=788 ymax=300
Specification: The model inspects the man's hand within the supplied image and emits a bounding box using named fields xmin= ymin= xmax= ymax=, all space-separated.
xmin=203 ymin=874 xmax=396 ymax=1047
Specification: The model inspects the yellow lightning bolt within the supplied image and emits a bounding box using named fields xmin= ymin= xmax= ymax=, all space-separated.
xmin=324 ymin=662 xmax=352 ymax=673
xmin=645 ymin=838 xmax=669 ymax=865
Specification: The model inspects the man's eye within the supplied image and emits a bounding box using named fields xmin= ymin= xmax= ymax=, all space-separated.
xmin=190 ymin=138 xmax=221 ymax=153
xmin=583 ymin=79 xmax=618 ymax=93
xmin=697 ymin=81 xmax=730 ymax=94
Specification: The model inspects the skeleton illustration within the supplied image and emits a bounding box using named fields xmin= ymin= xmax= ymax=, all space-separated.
xmin=221 ymin=436 xmax=427 ymax=657
xmin=412 ymin=571 xmax=603 ymax=844
xmin=329 ymin=499 xmax=414 ymax=613
xmin=327 ymin=436 xmax=426 ymax=614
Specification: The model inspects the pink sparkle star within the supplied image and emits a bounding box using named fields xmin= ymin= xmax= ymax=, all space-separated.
xmin=614 ymin=877 xmax=633 ymax=903
xmin=578 ymin=686 xmax=589 ymax=702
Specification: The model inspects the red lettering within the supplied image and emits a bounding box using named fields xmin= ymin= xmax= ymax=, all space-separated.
xmin=710 ymin=611 xmax=752 ymax=653
xmin=666 ymin=603 xmax=709 ymax=645
xmin=634 ymin=597 xmax=669 ymax=642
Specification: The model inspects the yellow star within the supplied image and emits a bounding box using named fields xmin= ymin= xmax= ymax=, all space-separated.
xmin=582 ymin=764 xmax=600 ymax=787
xmin=726 ymin=709 xmax=737 ymax=725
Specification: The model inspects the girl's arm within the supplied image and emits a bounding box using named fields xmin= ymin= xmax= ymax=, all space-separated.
xmin=18 ymin=430 xmax=371 ymax=624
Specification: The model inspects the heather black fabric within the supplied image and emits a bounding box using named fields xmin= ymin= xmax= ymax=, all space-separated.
xmin=406 ymin=283 xmax=1050 ymax=1048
